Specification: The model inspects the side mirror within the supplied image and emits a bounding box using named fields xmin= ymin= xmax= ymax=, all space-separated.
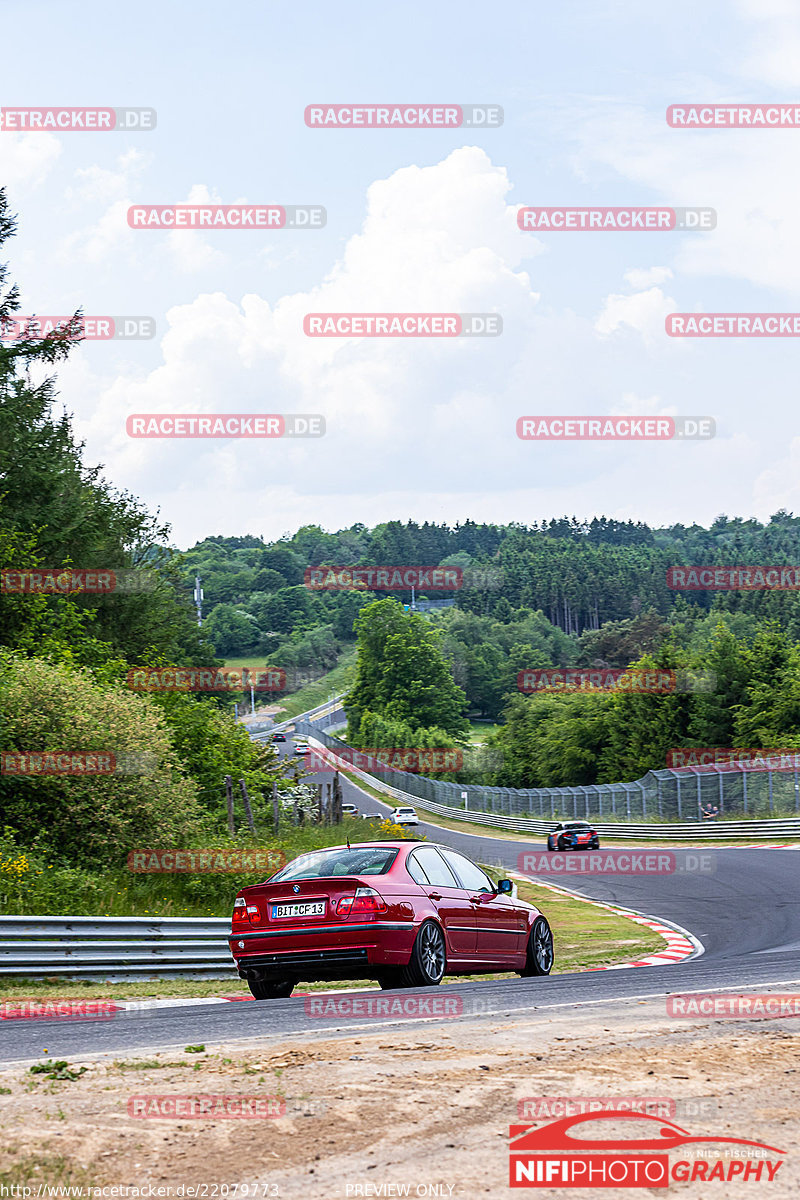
xmin=497 ymin=878 xmax=514 ymax=894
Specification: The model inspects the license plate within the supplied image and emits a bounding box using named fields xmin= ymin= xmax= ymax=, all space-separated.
xmin=271 ymin=901 xmax=326 ymax=919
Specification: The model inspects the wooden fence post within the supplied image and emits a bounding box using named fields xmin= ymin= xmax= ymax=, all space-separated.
xmin=239 ymin=778 xmax=256 ymax=834
xmin=225 ymin=775 xmax=235 ymax=836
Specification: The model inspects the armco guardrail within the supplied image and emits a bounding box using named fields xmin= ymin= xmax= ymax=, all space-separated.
xmin=299 ymin=719 xmax=800 ymax=824
xmin=0 ymin=916 xmax=237 ymax=979
xmin=250 ymin=695 xmax=345 ymax=741
xmin=305 ymin=737 xmax=800 ymax=841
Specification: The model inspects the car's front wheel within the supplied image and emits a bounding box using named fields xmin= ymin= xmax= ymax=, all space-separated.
xmin=519 ymin=916 xmax=554 ymax=977
xmin=247 ymin=977 xmax=295 ymax=1000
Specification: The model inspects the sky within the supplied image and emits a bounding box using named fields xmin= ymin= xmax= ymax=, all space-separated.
xmin=3 ymin=0 xmax=800 ymax=549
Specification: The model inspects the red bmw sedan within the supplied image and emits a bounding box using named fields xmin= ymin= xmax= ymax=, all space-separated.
xmin=229 ymin=840 xmax=554 ymax=998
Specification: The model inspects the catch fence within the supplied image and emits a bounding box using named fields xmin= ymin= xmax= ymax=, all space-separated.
xmin=295 ymin=721 xmax=800 ymax=824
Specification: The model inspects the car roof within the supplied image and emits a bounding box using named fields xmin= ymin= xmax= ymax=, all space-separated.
xmin=288 ymin=840 xmax=439 ymax=855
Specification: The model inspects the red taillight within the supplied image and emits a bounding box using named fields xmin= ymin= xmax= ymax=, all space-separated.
xmin=232 ymin=897 xmax=259 ymax=925
xmin=336 ymin=887 xmax=388 ymax=917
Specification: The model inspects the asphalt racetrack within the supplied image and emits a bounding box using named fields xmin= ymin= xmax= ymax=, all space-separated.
xmin=3 ymin=734 xmax=799 ymax=1063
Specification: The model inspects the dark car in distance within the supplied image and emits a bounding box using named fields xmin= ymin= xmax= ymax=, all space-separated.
xmin=229 ymin=841 xmax=554 ymax=998
xmin=547 ymin=821 xmax=599 ymax=852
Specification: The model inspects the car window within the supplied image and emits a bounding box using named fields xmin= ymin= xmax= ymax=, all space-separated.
xmin=412 ymin=846 xmax=459 ymax=887
xmin=406 ymin=852 xmax=429 ymax=885
xmin=272 ymin=847 xmax=398 ymax=881
xmin=439 ymin=849 xmax=495 ymax=893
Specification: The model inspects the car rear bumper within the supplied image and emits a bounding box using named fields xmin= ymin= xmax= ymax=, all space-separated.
xmin=229 ymin=920 xmax=417 ymax=978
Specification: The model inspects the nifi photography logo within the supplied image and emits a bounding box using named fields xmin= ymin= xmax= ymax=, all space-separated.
xmin=508 ymin=1111 xmax=785 ymax=1188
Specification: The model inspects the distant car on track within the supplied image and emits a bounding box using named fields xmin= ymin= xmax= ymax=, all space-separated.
xmin=547 ymin=821 xmax=599 ymax=852
xmin=271 ymin=732 xmax=286 ymax=743
xmin=229 ymin=840 xmax=554 ymax=998
xmin=294 ymin=740 xmax=310 ymax=756
xmin=361 ymin=812 xmax=384 ymax=822
xmin=390 ymin=806 xmax=419 ymax=826
xmin=341 ymin=803 xmax=358 ymax=816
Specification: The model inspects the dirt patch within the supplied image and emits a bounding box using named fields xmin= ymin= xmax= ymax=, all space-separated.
xmin=1 ymin=995 xmax=797 ymax=1197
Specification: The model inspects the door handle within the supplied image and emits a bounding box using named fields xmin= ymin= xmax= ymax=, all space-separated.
xmin=427 ymin=891 xmax=442 ymax=901
xmin=469 ymin=895 xmax=482 ymax=903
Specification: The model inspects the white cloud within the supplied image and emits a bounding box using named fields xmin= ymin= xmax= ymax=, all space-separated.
xmin=0 ymin=132 xmax=61 ymax=192
xmin=60 ymin=151 xmax=148 ymax=264
xmin=737 ymin=0 xmax=800 ymax=87
xmin=624 ymin=266 xmax=673 ymax=289
xmin=67 ymin=147 xmax=541 ymax=518
xmin=595 ymin=285 xmax=676 ymax=342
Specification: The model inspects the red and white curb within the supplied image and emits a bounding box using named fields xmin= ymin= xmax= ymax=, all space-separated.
xmin=511 ymin=871 xmax=703 ymax=970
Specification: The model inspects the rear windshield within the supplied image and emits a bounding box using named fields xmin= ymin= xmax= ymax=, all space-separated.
xmin=270 ymin=847 xmax=399 ymax=881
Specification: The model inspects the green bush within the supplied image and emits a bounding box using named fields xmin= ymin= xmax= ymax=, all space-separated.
xmin=0 ymin=655 xmax=205 ymax=866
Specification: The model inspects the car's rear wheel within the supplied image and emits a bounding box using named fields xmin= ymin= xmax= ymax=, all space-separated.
xmin=520 ymin=916 xmax=554 ymax=977
xmin=247 ymin=977 xmax=295 ymax=999
xmin=385 ymin=920 xmax=446 ymax=988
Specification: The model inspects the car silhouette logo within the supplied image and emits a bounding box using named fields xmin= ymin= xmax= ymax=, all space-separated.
xmin=509 ymin=1111 xmax=785 ymax=1154
xmin=293 ymin=884 xmax=300 ymax=893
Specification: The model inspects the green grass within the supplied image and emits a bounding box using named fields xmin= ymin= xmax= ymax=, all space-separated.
xmin=466 ymin=720 xmax=500 ymax=743
xmin=225 ymin=646 xmax=357 ymax=720
xmin=0 ymin=821 xmax=398 ymax=919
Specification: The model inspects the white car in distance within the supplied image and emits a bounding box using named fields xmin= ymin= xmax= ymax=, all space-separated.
xmin=390 ymin=806 xmax=419 ymax=826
